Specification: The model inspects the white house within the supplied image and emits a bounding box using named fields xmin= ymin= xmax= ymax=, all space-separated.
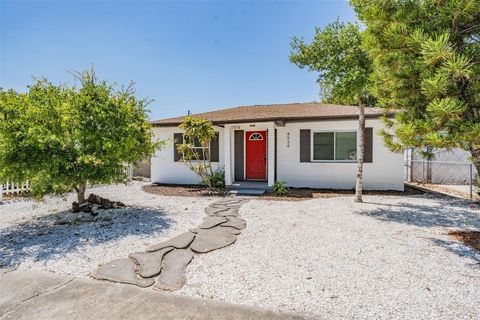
xmin=151 ymin=102 xmax=404 ymax=191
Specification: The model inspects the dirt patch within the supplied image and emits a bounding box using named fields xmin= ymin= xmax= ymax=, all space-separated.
xmin=143 ymin=184 xmax=422 ymax=201
xmin=449 ymin=230 xmax=480 ymax=253
xmin=143 ymin=184 xmax=228 ymax=197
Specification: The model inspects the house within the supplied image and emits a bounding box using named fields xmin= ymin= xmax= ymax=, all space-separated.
xmin=151 ymin=102 xmax=404 ymax=191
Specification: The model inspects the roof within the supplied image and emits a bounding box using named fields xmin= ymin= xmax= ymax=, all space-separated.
xmin=151 ymin=102 xmax=386 ymax=126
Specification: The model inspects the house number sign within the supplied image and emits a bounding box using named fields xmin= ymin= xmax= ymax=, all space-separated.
xmin=287 ymin=132 xmax=290 ymax=148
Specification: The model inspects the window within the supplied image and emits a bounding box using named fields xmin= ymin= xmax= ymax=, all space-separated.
xmin=312 ymin=131 xmax=357 ymax=161
xmin=249 ymin=133 xmax=263 ymax=141
xmin=184 ymin=136 xmax=209 ymax=160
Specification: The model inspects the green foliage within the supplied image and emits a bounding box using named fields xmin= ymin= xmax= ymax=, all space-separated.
xmin=473 ymin=174 xmax=480 ymax=194
xmin=272 ymin=181 xmax=288 ymax=195
xmin=0 ymin=68 xmax=161 ymax=202
xmin=201 ymin=169 xmax=225 ymax=189
xmin=177 ymin=116 xmax=220 ymax=188
xmin=290 ymin=20 xmax=374 ymax=105
xmin=351 ymin=0 xmax=480 ymax=170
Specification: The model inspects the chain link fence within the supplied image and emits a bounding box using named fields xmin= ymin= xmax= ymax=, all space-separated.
xmin=405 ymin=149 xmax=478 ymax=199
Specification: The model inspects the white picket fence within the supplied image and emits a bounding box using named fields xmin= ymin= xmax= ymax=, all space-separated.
xmin=0 ymin=181 xmax=29 ymax=203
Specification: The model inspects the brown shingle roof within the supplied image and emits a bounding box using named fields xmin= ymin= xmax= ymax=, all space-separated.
xmin=151 ymin=102 xmax=386 ymax=126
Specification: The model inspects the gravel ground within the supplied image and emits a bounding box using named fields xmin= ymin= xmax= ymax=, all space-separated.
xmin=178 ymin=194 xmax=480 ymax=320
xmin=1 ymin=183 xmax=480 ymax=319
xmin=0 ymin=182 xmax=216 ymax=276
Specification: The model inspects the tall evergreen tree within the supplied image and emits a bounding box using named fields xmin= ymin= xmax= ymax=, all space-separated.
xmin=290 ymin=20 xmax=374 ymax=202
xmin=351 ymin=0 xmax=480 ymax=173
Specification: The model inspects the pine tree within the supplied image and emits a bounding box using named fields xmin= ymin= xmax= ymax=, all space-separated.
xmin=351 ymin=0 xmax=480 ymax=173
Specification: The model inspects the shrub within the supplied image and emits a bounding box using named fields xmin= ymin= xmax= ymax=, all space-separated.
xmin=273 ymin=181 xmax=288 ymax=195
xmin=473 ymin=174 xmax=480 ymax=195
xmin=201 ymin=169 xmax=225 ymax=189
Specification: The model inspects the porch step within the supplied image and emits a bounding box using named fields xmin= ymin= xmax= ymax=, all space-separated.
xmin=229 ymin=189 xmax=266 ymax=196
xmin=228 ymin=181 xmax=268 ymax=190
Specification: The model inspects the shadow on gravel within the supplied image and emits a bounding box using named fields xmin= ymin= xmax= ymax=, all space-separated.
xmin=358 ymin=196 xmax=480 ymax=262
xmin=0 ymin=207 xmax=173 ymax=269
xmin=358 ymin=196 xmax=480 ymax=229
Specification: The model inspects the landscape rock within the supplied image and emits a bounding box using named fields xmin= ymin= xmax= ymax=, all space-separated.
xmin=154 ymin=249 xmax=194 ymax=291
xmin=129 ymin=247 xmax=173 ymax=278
xmin=146 ymin=232 xmax=195 ymax=252
xmin=90 ymin=259 xmax=154 ymax=287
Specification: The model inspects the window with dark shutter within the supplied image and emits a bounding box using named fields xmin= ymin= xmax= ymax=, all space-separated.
xmin=173 ymin=133 xmax=183 ymax=162
xmin=300 ymin=129 xmax=311 ymax=162
xmin=364 ymin=127 xmax=373 ymax=163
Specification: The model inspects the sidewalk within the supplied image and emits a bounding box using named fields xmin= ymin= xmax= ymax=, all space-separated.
xmin=0 ymin=270 xmax=312 ymax=320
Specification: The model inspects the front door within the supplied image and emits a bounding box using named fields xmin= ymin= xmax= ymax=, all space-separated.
xmin=245 ymin=131 xmax=267 ymax=180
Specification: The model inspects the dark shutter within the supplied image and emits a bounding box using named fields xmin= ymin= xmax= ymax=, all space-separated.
xmin=210 ymin=132 xmax=219 ymax=162
xmin=234 ymin=130 xmax=244 ymax=181
xmin=364 ymin=127 xmax=373 ymax=163
xmin=300 ymin=129 xmax=311 ymax=162
xmin=274 ymin=129 xmax=277 ymax=182
xmin=173 ymin=133 xmax=183 ymax=162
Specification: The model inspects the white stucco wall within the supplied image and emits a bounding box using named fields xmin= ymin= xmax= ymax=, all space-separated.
xmin=151 ymin=118 xmax=404 ymax=190
xmin=276 ymin=119 xmax=404 ymax=190
xmin=151 ymin=126 xmax=225 ymax=185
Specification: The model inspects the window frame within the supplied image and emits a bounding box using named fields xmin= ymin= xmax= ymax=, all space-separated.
xmin=311 ymin=129 xmax=358 ymax=163
xmin=182 ymin=135 xmax=211 ymax=162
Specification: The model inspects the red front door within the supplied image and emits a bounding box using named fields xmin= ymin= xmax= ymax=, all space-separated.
xmin=245 ymin=131 xmax=267 ymax=180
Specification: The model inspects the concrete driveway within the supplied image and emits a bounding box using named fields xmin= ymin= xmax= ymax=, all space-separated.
xmin=0 ymin=270 xmax=311 ymax=320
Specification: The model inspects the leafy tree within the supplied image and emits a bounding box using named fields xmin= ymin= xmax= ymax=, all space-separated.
xmin=351 ymin=0 xmax=480 ymax=173
xmin=0 ymin=69 xmax=160 ymax=205
xmin=177 ymin=116 xmax=224 ymax=188
xmin=290 ymin=20 xmax=374 ymax=202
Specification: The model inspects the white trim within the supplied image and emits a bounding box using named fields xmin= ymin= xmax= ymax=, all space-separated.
xmin=311 ymin=129 xmax=358 ymax=163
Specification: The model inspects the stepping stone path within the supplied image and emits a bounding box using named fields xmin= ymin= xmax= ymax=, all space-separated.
xmin=90 ymin=197 xmax=248 ymax=291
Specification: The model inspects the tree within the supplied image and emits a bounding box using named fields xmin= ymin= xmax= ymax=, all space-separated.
xmin=177 ymin=116 xmax=224 ymax=188
xmin=351 ymin=0 xmax=480 ymax=173
xmin=290 ymin=20 xmax=374 ymax=202
xmin=0 ymin=68 xmax=160 ymax=205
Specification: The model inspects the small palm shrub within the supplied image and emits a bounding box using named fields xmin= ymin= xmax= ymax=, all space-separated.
xmin=273 ymin=181 xmax=288 ymax=195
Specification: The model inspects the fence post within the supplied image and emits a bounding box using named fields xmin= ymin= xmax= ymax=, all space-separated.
xmin=0 ymin=183 xmax=3 ymax=204
xmin=469 ymin=163 xmax=473 ymax=200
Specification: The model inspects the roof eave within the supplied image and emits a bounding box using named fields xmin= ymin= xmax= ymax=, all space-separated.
xmin=150 ymin=113 xmax=391 ymax=127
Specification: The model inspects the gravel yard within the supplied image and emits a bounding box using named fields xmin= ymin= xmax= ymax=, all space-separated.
xmin=1 ymin=183 xmax=479 ymax=319
xmin=178 ymin=194 xmax=480 ymax=319
xmin=0 ymin=182 xmax=212 ymax=276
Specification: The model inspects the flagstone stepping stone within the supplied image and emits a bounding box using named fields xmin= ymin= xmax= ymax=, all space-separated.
xmin=189 ymin=227 xmax=199 ymax=234
xmin=90 ymin=259 xmax=154 ymax=287
xmin=146 ymin=232 xmax=195 ymax=252
xmin=213 ymin=208 xmax=240 ymax=217
xmin=220 ymin=226 xmax=242 ymax=235
xmin=154 ymin=249 xmax=194 ymax=291
xmin=204 ymin=206 xmax=230 ymax=215
xmin=129 ymin=247 xmax=173 ymax=278
xmin=198 ymin=216 xmax=228 ymax=229
xmin=221 ymin=217 xmax=247 ymax=230
xmin=190 ymin=227 xmax=237 ymax=253
xmin=209 ymin=203 xmax=243 ymax=209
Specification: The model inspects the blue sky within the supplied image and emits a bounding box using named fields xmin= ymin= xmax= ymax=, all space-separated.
xmin=1 ymin=1 xmax=356 ymax=120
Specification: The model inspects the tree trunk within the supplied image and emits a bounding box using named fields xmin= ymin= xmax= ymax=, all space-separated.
xmin=469 ymin=145 xmax=480 ymax=179
xmin=77 ymin=183 xmax=87 ymax=204
xmin=355 ymin=103 xmax=366 ymax=203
